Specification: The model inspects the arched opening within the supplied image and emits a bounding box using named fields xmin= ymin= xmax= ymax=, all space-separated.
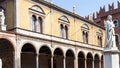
xmin=38 ymin=17 xmax=43 ymax=33
xmin=83 ymin=31 xmax=85 ymax=43
xmin=87 ymin=53 xmax=93 ymax=68
xmin=53 ymin=48 xmax=64 ymax=68
xmin=94 ymin=54 xmax=100 ymax=68
xmin=86 ymin=32 xmax=88 ymax=43
xmin=39 ymin=46 xmax=51 ymax=68
xmin=100 ymin=37 xmax=102 ymax=46
xmin=0 ymin=38 xmax=14 ymax=68
xmin=21 ymin=43 xmax=36 ymax=68
xmin=60 ymin=24 xmax=64 ymax=38
xmin=78 ymin=52 xmax=85 ymax=68
xmin=66 ymin=50 xmax=75 ymax=68
xmin=101 ymin=55 xmax=104 ymax=68
xmin=115 ymin=35 xmax=119 ymax=46
xmin=32 ymin=15 xmax=37 ymax=31
xmin=98 ymin=36 xmax=100 ymax=45
xmin=65 ymin=25 xmax=68 ymax=39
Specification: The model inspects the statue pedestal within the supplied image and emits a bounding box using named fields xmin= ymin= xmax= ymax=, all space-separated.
xmin=0 ymin=24 xmax=6 ymax=31
xmin=104 ymin=47 xmax=120 ymax=68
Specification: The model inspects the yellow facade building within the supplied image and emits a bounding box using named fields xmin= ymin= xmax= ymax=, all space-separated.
xmin=0 ymin=0 xmax=105 ymax=68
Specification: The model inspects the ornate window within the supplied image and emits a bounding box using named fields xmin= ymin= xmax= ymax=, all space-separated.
xmin=113 ymin=19 xmax=119 ymax=27
xmin=97 ymin=29 xmax=103 ymax=46
xmin=81 ymin=24 xmax=89 ymax=43
xmin=59 ymin=15 xmax=70 ymax=39
xmin=29 ymin=5 xmax=45 ymax=33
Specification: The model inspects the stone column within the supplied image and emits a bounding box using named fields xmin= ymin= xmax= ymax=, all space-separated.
xmin=74 ymin=56 xmax=78 ymax=68
xmin=14 ymin=51 xmax=21 ymax=68
xmin=51 ymin=55 xmax=53 ymax=68
xmin=64 ymin=56 xmax=66 ymax=68
xmin=99 ymin=60 xmax=101 ymax=68
xmin=85 ymin=59 xmax=87 ymax=68
xmin=36 ymin=54 xmax=39 ymax=68
xmin=104 ymin=48 xmax=119 ymax=68
xmin=92 ymin=60 xmax=94 ymax=68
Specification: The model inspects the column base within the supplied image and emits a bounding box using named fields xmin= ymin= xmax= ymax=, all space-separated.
xmin=103 ymin=48 xmax=120 ymax=68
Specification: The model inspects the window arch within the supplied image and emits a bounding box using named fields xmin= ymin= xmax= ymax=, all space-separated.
xmin=59 ymin=15 xmax=70 ymax=23
xmin=65 ymin=25 xmax=68 ymax=39
xmin=59 ymin=15 xmax=70 ymax=39
xmin=81 ymin=24 xmax=89 ymax=30
xmin=60 ymin=24 xmax=64 ymax=38
xmin=32 ymin=15 xmax=37 ymax=31
xmin=38 ymin=17 xmax=43 ymax=33
xmin=81 ymin=24 xmax=89 ymax=43
xmin=30 ymin=5 xmax=45 ymax=14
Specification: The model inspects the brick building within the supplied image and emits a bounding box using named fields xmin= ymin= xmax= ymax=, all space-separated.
xmin=85 ymin=1 xmax=120 ymax=48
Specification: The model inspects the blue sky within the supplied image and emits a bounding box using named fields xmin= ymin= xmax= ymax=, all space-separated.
xmin=45 ymin=0 xmax=119 ymax=17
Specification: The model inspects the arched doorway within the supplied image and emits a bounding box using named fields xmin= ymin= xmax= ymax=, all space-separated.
xmin=0 ymin=38 xmax=14 ymax=68
xmin=53 ymin=48 xmax=64 ymax=68
xmin=66 ymin=49 xmax=75 ymax=68
xmin=101 ymin=55 xmax=103 ymax=68
xmin=94 ymin=54 xmax=100 ymax=68
xmin=78 ymin=52 xmax=85 ymax=68
xmin=21 ymin=43 xmax=36 ymax=68
xmin=87 ymin=53 xmax=93 ymax=68
xmin=39 ymin=46 xmax=51 ymax=68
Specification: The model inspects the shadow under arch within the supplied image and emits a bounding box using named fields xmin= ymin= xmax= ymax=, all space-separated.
xmin=66 ymin=49 xmax=75 ymax=68
xmin=53 ymin=48 xmax=64 ymax=68
xmin=94 ymin=54 xmax=100 ymax=68
xmin=0 ymin=38 xmax=15 ymax=68
xmin=101 ymin=55 xmax=104 ymax=68
xmin=87 ymin=52 xmax=93 ymax=68
xmin=78 ymin=51 xmax=85 ymax=68
xmin=21 ymin=43 xmax=36 ymax=68
xmin=39 ymin=46 xmax=51 ymax=68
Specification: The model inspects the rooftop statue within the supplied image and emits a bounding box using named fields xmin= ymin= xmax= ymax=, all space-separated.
xmin=104 ymin=15 xmax=116 ymax=48
xmin=0 ymin=8 xmax=5 ymax=25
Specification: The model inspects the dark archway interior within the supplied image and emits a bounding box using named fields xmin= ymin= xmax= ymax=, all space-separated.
xmin=78 ymin=52 xmax=85 ymax=68
xmin=54 ymin=48 xmax=64 ymax=68
xmin=21 ymin=43 xmax=36 ymax=68
xmin=0 ymin=39 xmax=14 ymax=68
xmin=94 ymin=54 xmax=100 ymax=68
xmin=39 ymin=46 xmax=51 ymax=68
xmin=101 ymin=56 xmax=104 ymax=68
xmin=87 ymin=53 xmax=93 ymax=68
xmin=66 ymin=50 xmax=75 ymax=68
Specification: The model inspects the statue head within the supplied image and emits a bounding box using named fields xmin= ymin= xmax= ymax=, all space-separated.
xmin=107 ymin=15 xmax=112 ymax=22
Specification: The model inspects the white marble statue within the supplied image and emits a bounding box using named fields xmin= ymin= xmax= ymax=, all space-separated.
xmin=0 ymin=9 xmax=5 ymax=25
xmin=104 ymin=15 xmax=116 ymax=48
xmin=0 ymin=58 xmax=2 ymax=68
